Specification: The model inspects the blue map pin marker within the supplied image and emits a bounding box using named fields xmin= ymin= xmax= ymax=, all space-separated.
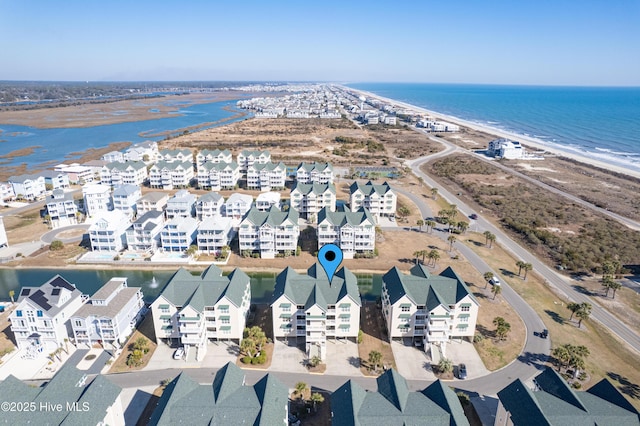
xmin=318 ymin=243 xmax=343 ymax=284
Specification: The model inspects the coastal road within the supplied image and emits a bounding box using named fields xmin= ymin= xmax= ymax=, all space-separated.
xmin=407 ymin=145 xmax=640 ymax=354
xmin=41 ymin=224 xmax=90 ymax=244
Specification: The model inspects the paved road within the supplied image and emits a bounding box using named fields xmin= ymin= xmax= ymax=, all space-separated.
xmin=41 ymin=224 xmax=90 ymax=244
xmin=407 ymin=137 xmax=640 ymax=354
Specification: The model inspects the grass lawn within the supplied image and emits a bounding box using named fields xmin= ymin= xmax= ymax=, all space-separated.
xmin=109 ymin=314 xmax=157 ymax=373
xmin=359 ymin=302 xmax=396 ymax=376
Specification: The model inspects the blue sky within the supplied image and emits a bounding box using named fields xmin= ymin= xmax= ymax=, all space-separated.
xmin=1 ymin=1 xmax=639 ymax=85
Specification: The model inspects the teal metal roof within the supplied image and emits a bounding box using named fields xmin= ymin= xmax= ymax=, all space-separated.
xmin=242 ymin=205 xmax=299 ymax=227
xmin=318 ymin=206 xmax=375 ymax=227
xmin=291 ymin=181 xmax=336 ymax=196
xmin=349 ymin=180 xmax=393 ymax=197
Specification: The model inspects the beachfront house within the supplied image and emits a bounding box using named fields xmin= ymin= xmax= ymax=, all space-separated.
xmin=124 ymin=141 xmax=159 ymax=164
xmin=136 ymin=191 xmax=169 ymax=216
xmin=148 ymin=363 xmax=288 ymax=425
xmin=246 ymin=161 xmax=287 ymax=191
xmin=317 ymin=207 xmax=376 ymax=259
xmin=349 ymin=180 xmax=397 ymax=220
xmin=165 ymin=189 xmax=197 ymax=219
xmin=196 ymin=161 xmax=240 ymax=190
xmin=149 ymin=161 xmax=194 ymax=190
xmin=495 ymin=367 xmax=640 ymax=426
xmin=112 ymin=184 xmax=141 ymax=219
xmin=256 ymin=191 xmax=281 ymax=211
xmin=158 ymin=148 xmax=194 ymax=164
xmin=381 ymin=264 xmax=479 ymax=357
xmin=332 ymin=370 xmax=469 ymax=425
xmin=223 ymin=193 xmax=253 ymax=219
xmin=70 ymin=277 xmax=144 ymax=349
xmin=237 ymin=150 xmax=270 ymax=174
xmin=271 ymin=264 xmax=361 ymax=360
xmin=8 ymin=174 xmax=46 ymax=201
xmin=0 ymin=365 xmax=125 ymax=426
xmin=125 ymin=210 xmax=165 ymax=253
xmin=150 ymin=266 xmax=251 ymax=360
xmin=88 ymin=210 xmax=130 ymax=253
xmin=290 ymin=182 xmax=336 ymax=219
xmin=488 ymin=138 xmax=525 ymax=159
xmin=239 ymin=206 xmax=299 ymax=258
xmin=197 ymin=216 xmax=233 ymax=255
xmin=196 ymin=148 xmax=232 ymax=166
xmin=296 ymin=162 xmax=334 ymax=184
xmin=45 ymin=189 xmax=79 ymax=229
xmin=100 ymin=161 xmax=148 ymax=187
xmin=82 ymin=183 xmax=113 ymax=217
xmin=195 ymin=192 xmax=224 ymax=220
xmin=160 ymin=217 xmax=198 ymax=252
xmin=9 ymin=275 xmax=84 ymax=355
xmin=40 ymin=170 xmax=70 ymax=190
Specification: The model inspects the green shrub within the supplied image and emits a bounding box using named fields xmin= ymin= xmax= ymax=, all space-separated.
xmin=242 ymin=355 xmax=252 ymax=364
xmin=49 ymin=240 xmax=64 ymax=251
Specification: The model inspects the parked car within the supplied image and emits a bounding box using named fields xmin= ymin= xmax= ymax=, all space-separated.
xmin=469 ymin=213 xmax=478 ymax=220
xmin=540 ymin=329 xmax=549 ymax=339
xmin=489 ymin=277 xmax=501 ymax=286
xmin=173 ymin=347 xmax=185 ymax=360
xmin=458 ymin=363 xmax=467 ymax=379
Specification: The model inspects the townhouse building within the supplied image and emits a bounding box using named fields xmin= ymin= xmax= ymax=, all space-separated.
xmin=100 ymin=161 xmax=148 ymax=187
xmin=150 ymin=266 xmax=251 ymax=360
xmin=381 ymin=264 xmax=479 ymax=356
xmin=82 ymin=183 xmax=112 ymax=217
xmin=8 ymin=174 xmax=46 ymax=200
xmin=197 ymin=216 xmax=233 ymax=255
xmin=149 ymin=363 xmax=288 ymax=425
xmin=317 ymin=207 xmax=376 ymax=259
xmin=271 ymin=264 xmax=361 ymax=360
xmin=136 ymin=191 xmax=169 ymax=216
xmin=9 ymin=275 xmax=84 ymax=355
xmin=196 ymin=148 xmax=232 ymax=166
xmin=0 ymin=365 xmax=125 ymax=426
xmin=290 ymin=182 xmax=336 ymax=219
xmin=102 ymin=150 xmax=124 ymax=163
xmin=81 ymin=160 xmax=108 ymax=180
xmin=160 ymin=217 xmax=198 ymax=252
xmin=149 ymin=161 xmax=194 ymax=190
xmin=158 ymin=148 xmax=194 ymax=164
xmin=88 ymin=210 xmax=130 ymax=253
xmin=255 ymin=191 xmax=281 ymax=211
xmin=165 ymin=189 xmax=197 ymax=219
xmin=223 ymin=193 xmax=253 ymax=219
xmin=239 ymin=206 xmax=299 ymax=258
xmin=124 ymin=140 xmax=159 ymax=163
xmin=0 ymin=182 xmax=15 ymax=202
xmin=246 ymin=161 xmax=287 ymax=191
xmin=296 ymin=162 xmax=334 ymax=184
xmin=125 ymin=210 xmax=165 ymax=253
xmin=70 ymin=277 xmax=144 ymax=349
xmin=40 ymin=170 xmax=70 ymax=190
xmin=195 ymin=192 xmax=224 ymax=220
xmin=237 ymin=150 xmax=270 ymax=174
xmin=45 ymin=189 xmax=78 ymax=229
xmin=55 ymin=164 xmax=94 ymax=184
xmin=112 ymin=184 xmax=141 ymax=219
xmin=196 ymin=161 xmax=240 ymax=190
xmin=349 ymin=180 xmax=397 ymax=219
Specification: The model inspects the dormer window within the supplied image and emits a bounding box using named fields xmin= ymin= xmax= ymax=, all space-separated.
xmin=37 ymin=310 xmax=43 ymax=317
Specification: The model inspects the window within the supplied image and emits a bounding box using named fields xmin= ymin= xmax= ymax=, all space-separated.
xmin=37 ymin=310 xmax=43 ymax=317
xmin=460 ymin=316 xmax=469 ymax=323
xmin=401 ymin=306 xmax=410 ymax=312
xmin=220 ymin=317 xmax=230 ymax=324
xmin=282 ymin=305 xmax=291 ymax=312
xmin=16 ymin=310 xmax=22 ymax=317
xmin=74 ymin=320 xmax=82 ymax=327
xmin=340 ymin=304 xmax=350 ymax=312
xmin=341 ymin=316 xmax=350 ymax=323
xmin=461 ymin=306 xmax=470 ymax=312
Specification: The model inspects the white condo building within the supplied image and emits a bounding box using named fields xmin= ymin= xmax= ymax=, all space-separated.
xmin=349 ymin=180 xmax=397 ymax=219
xmin=82 ymin=183 xmax=113 ymax=217
xmin=8 ymin=174 xmax=46 ymax=201
xmin=124 ymin=141 xmax=159 ymax=163
xmin=136 ymin=191 xmax=169 ymax=216
xmin=151 ymin=266 xmax=251 ymax=361
xmin=112 ymin=184 xmax=141 ymax=219
xmin=488 ymin=138 xmax=525 ymax=159
xmin=197 ymin=161 xmax=240 ymax=190
xmin=239 ymin=207 xmax=300 ymax=258
xmin=149 ymin=161 xmax=194 ymax=190
xmin=271 ymin=264 xmax=361 ymax=360
xmin=296 ymin=162 xmax=334 ymax=184
xmin=237 ymin=150 xmax=270 ymax=173
xmin=160 ymin=217 xmax=198 ymax=252
xmin=88 ymin=210 xmax=130 ymax=253
xmin=223 ymin=193 xmax=253 ymax=219
xmin=165 ymin=190 xmax=197 ymax=219
xmin=197 ymin=216 xmax=234 ymax=255
xmin=317 ymin=207 xmax=376 ymax=259
xmin=290 ymin=182 xmax=336 ymax=219
xmin=125 ymin=210 xmax=165 ymax=253
xmin=256 ymin=191 xmax=281 ymax=211
xmin=196 ymin=192 xmax=225 ymax=220
xmin=158 ymin=148 xmax=194 ymax=164
xmin=196 ymin=149 xmax=232 ymax=166
xmin=246 ymin=162 xmax=287 ymax=191
xmin=45 ymin=189 xmax=78 ymax=229
xmin=100 ymin=161 xmax=148 ymax=187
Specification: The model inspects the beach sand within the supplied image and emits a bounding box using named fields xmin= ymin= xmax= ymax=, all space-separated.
xmin=345 ymin=86 xmax=640 ymax=180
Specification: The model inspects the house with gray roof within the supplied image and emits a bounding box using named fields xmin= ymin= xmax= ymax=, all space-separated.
xmin=239 ymin=206 xmax=299 ymax=258
xmin=271 ymin=264 xmax=361 ymax=360
xmin=151 ymin=266 xmax=251 ymax=360
xmin=136 ymin=191 xmax=169 ymax=216
xmin=381 ymin=264 xmax=479 ymax=356
xmin=46 ymin=189 xmax=78 ymax=229
xmin=247 ymin=161 xmax=287 ymax=191
xmin=290 ymin=182 xmax=336 ymax=219
xmin=196 ymin=148 xmax=232 ymax=166
xmin=124 ymin=140 xmax=159 ymax=163
xmin=318 ymin=206 xmax=376 ymax=259
xmin=147 ymin=362 xmax=288 ymax=425
xmin=223 ymin=193 xmax=253 ymax=219
xmin=0 ymin=364 xmax=125 ymax=425
xmin=296 ymin=162 xmax=334 ymax=184
xmin=197 ymin=161 xmax=240 ymax=190
xmin=9 ymin=275 xmax=85 ymax=356
xmin=332 ymin=368 xmax=469 ymax=425
xmin=196 ymin=192 xmax=225 ymax=220
xmin=70 ymin=277 xmax=144 ymax=349
xmin=350 ymin=180 xmax=397 ymax=219
xmin=100 ymin=161 xmax=148 ymax=187
xmin=149 ymin=161 xmax=194 ymax=190
xmin=158 ymin=148 xmax=194 ymax=164
xmin=88 ymin=210 xmax=130 ymax=253
xmin=160 ymin=217 xmax=198 ymax=252
xmin=126 ymin=210 xmax=165 ymax=253
xmin=197 ymin=216 xmax=233 ymax=255
xmin=496 ymin=367 xmax=640 ymax=426
xmin=112 ymin=184 xmax=141 ymax=219
xmin=165 ymin=189 xmax=197 ymax=219
xmin=40 ymin=170 xmax=70 ymax=190
xmin=237 ymin=149 xmax=270 ymax=174
xmin=9 ymin=174 xmax=46 ymax=200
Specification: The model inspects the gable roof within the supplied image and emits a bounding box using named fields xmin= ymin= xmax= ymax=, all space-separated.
xmin=297 ymin=162 xmax=333 ymax=172
xmin=16 ymin=275 xmax=82 ymax=317
xmin=151 ymin=160 xmax=193 ymax=171
xmin=242 ymin=206 xmax=299 ymax=227
xmin=291 ymin=182 xmax=336 ymax=196
xmin=112 ymin=184 xmax=141 ymax=197
xmin=349 ymin=180 xmax=394 ymax=196
xmin=249 ymin=161 xmax=286 ymax=172
xmin=198 ymin=192 xmax=223 ymax=204
xmin=199 ymin=161 xmax=239 ymax=172
xmin=318 ymin=206 xmax=375 ymax=227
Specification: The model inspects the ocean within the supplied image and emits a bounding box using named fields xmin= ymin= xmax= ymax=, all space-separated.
xmin=347 ymin=83 xmax=640 ymax=171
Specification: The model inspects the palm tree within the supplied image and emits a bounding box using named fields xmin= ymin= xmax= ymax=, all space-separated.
xmin=431 ymin=187 xmax=438 ymax=200
xmin=492 ymin=284 xmax=502 ymax=300
xmin=487 ymin=233 xmax=496 ymax=248
xmin=368 ymin=350 xmax=382 ymax=372
xmin=438 ymin=357 xmax=453 ymax=374
xmin=413 ymin=251 xmax=422 ymax=265
xmin=417 ymin=219 xmax=424 ymax=231
xmin=522 ymin=263 xmax=533 ymax=280
xmin=457 ymin=221 xmax=469 ymax=233
xmin=566 ymin=302 xmax=581 ymax=320
xmin=552 ymin=345 xmax=571 ymax=372
xmin=310 ymin=392 xmax=325 ymax=412
xmin=516 ymin=261 xmax=525 ymax=277
xmin=8 ymin=290 xmax=15 ymax=304
xmin=417 ymin=177 xmax=424 ymax=187
xmin=420 ymin=250 xmax=428 ymax=264
xmin=425 ymin=220 xmax=436 ymax=233
xmin=483 ymin=272 xmax=494 ymax=289
xmin=294 ymin=382 xmax=308 ymax=401
xmin=483 ymin=231 xmax=492 ymax=246
xmin=493 ymin=317 xmax=511 ymax=340
xmin=575 ymin=302 xmax=592 ymax=328
xmin=447 ymin=235 xmax=457 ymax=252
xmin=602 ymin=276 xmax=614 ymax=297
xmin=428 ymin=249 xmax=440 ymax=267
xmin=609 ymin=280 xmax=622 ymax=298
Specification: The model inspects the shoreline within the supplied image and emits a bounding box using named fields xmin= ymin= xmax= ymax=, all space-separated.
xmin=344 ymin=85 xmax=640 ymax=180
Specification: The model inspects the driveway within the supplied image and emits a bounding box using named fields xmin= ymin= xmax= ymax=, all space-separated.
xmin=391 ymin=339 xmax=436 ymax=381
xmin=269 ymin=339 xmax=307 ymax=373
xmin=324 ymin=339 xmax=362 ymax=377
xmin=144 ymin=341 xmax=239 ymax=371
xmin=445 ymin=339 xmax=490 ymax=380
